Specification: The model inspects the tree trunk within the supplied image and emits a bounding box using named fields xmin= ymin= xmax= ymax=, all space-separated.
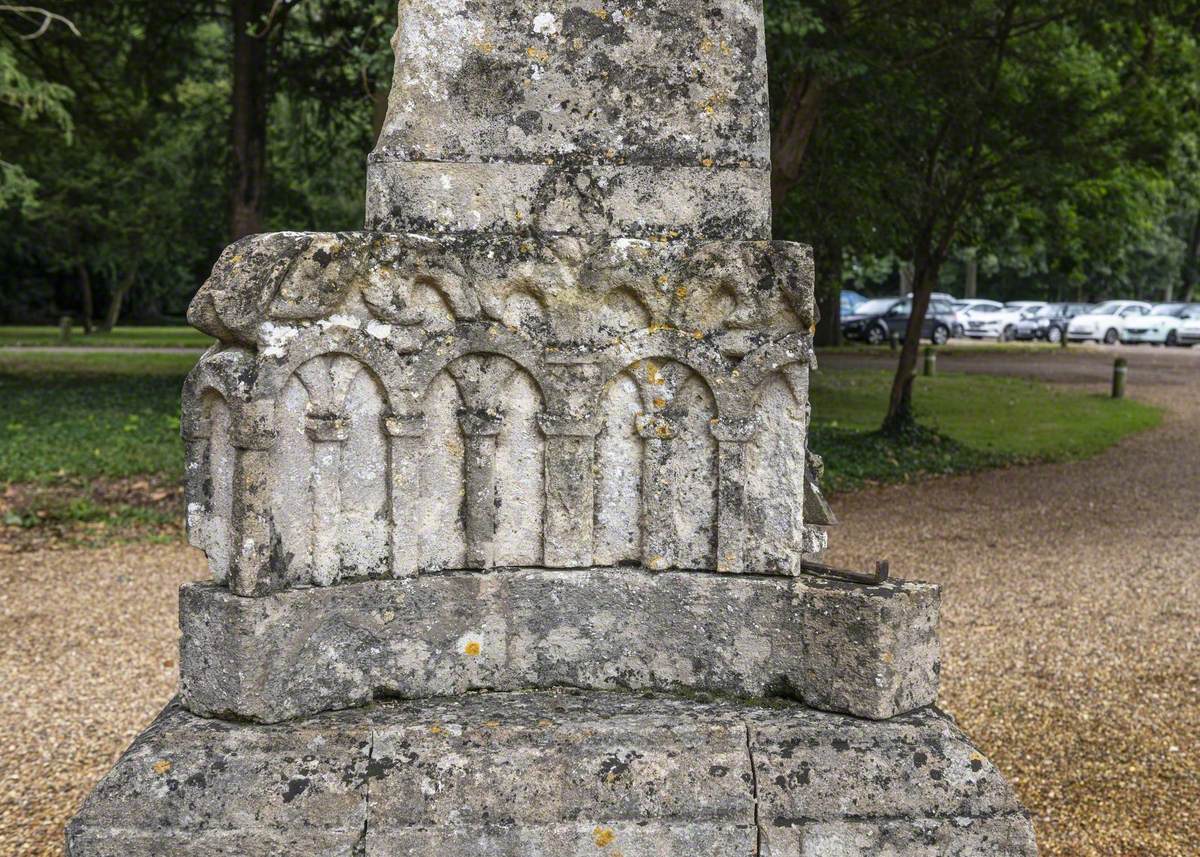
xmin=770 ymin=74 xmax=824 ymax=216
xmin=883 ymin=250 xmax=938 ymax=435
xmin=814 ymin=242 xmax=843 ymax=348
xmin=964 ymin=254 xmax=978 ymax=299
xmin=1182 ymin=210 xmax=1200 ymax=303
xmin=230 ymin=0 xmax=273 ymax=240
xmin=100 ymin=263 xmax=139 ymax=333
xmin=77 ymin=263 xmax=94 ymax=334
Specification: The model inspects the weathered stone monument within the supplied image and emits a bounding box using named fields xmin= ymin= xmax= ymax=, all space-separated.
xmin=68 ymin=2 xmax=1037 ymax=854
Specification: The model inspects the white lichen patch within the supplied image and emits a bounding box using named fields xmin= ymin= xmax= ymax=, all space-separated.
xmin=396 ymin=0 xmax=485 ymax=103
xmin=317 ymin=314 xmax=362 ymax=332
xmin=532 ymin=12 xmax=558 ymax=36
xmin=366 ymin=321 xmax=393 ymax=340
xmin=259 ymin=322 xmax=300 ymax=358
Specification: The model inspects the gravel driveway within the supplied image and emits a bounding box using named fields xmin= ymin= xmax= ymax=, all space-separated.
xmin=822 ymin=343 xmax=1199 ymax=856
xmin=1 ymin=344 xmax=1196 ymax=856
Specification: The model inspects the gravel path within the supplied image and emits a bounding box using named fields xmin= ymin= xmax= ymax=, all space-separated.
xmin=1 ymin=345 xmax=1196 ymax=856
xmin=822 ymin=344 xmax=1200 ymax=856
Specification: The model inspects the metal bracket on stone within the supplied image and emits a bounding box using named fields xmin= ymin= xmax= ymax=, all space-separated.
xmin=801 ymin=558 xmax=891 ymax=587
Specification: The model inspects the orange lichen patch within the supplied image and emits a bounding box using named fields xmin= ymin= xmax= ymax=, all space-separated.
xmin=484 ymin=720 xmax=500 ymax=729
xmin=464 ymin=641 xmax=482 ymax=656
xmin=475 ymin=40 xmax=496 ymax=54
xmin=656 ymin=274 xmax=670 ymax=287
xmin=699 ymin=37 xmax=714 ymax=54
xmin=593 ymin=826 xmax=616 ymax=847
xmin=429 ymin=724 xmax=443 ymax=735
xmin=526 ymin=46 xmax=550 ymax=62
xmin=701 ymin=157 xmax=715 ymax=167
xmin=152 ymin=759 xmax=172 ymax=776
xmin=652 ymin=397 xmax=667 ymax=410
xmin=593 ymin=8 xmax=608 ymax=20
xmin=693 ymin=330 xmax=705 ymax=340
xmin=538 ymin=719 xmax=554 ymax=728
xmin=675 ymin=286 xmax=689 ymax=299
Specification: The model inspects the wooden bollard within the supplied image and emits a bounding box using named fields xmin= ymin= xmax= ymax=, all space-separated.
xmin=923 ymin=346 xmax=937 ymax=377
xmin=1112 ymin=357 xmax=1127 ymax=399
xmin=59 ymin=316 xmax=72 ymax=344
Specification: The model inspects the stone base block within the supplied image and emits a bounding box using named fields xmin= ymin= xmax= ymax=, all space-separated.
xmin=179 ymin=568 xmax=940 ymax=724
xmin=67 ymin=690 xmax=1036 ymax=856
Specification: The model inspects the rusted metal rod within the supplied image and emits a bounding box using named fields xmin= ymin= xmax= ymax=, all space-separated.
xmin=800 ymin=559 xmax=891 ymax=586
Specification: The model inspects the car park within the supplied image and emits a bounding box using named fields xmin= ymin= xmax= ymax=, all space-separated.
xmin=1014 ymin=303 xmax=1094 ymax=343
xmin=1066 ymin=300 xmax=1152 ymax=344
xmin=841 ymin=296 xmax=956 ymax=345
xmin=1177 ymin=306 xmax=1200 ymax=346
xmin=1119 ymin=303 xmax=1200 ymax=346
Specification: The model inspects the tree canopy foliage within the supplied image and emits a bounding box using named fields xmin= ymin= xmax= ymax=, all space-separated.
xmin=0 ymin=2 xmax=1197 ymax=404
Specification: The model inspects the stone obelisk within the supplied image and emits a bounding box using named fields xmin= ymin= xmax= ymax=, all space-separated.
xmin=68 ymin=3 xmax=1036 ymax=854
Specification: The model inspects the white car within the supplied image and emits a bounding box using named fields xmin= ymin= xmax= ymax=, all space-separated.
xmin=956 ymin=300 xmax=1004 ymax=338
xmin=1178 ymin=307 xmax=1200 ymax=346
xmin=1066 ymin=301 xmax=1152 ymax=344
xmin=961 ymin=301 xmax=1047 ymax=341
xmin=1120 ymin=303 xmax=1200 ymax=346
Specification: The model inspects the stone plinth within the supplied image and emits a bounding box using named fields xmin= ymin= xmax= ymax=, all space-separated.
xmin=179 ymin=569 xmax=940 ymax=724
xmin=67 ymin=690 xmax=1036 ymax=857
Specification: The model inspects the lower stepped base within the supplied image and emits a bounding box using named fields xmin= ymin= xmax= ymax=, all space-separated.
xmin=67 ymin=689 xmax=1037 ymax=856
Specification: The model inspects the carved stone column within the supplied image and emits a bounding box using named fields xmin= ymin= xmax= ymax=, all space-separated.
xmin=458 ymin=409 xmax=503 ymax=568
xmin=538 ymin=412 xmax=599 ymax=568
xmin=710 ymin=416 xmax=759 ymax=574
xmin=229 ymin=401 xmax=277 ymax=597
xmin=305 ymin=413 xmax=350 ymax=586
xmin=635 ymin=413 xmax=681 ymax=571
xmin=383 ymin=411 xmax=426 ymax=578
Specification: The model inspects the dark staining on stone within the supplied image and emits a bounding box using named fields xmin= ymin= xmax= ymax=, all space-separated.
xmin=913 ymin=750 xmax=928 ymax=768
xmin=708 ymin=764 xmax=729 ymax=777
xmin=562 ymin=8 xmax=630 ymax=46
xmin=281 ymin=776 xmax=312 ymax=803
xmin=830 ymin=738 xmax=851 ymax=752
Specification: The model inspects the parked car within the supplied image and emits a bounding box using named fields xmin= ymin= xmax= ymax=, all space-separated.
xmin=962 ymin=302 xmax=1048 ymax=341
xmin=1119 ymin=303 xmax=1200 ymax=346
xmin=1066 ymin=301 xmax=1152 ymax=344
xmin=952 ymin=299 xmax=1003 ymax=337
xmin=1177 ymin=305 xmax=1200 ymax=347
xmin=841 ymin=289 xmax=867 ymax=318
xmin=841 ymin=297 xmax=956 ymax=345
xmin=1013 ymin=303 xmax=1094 ymax=343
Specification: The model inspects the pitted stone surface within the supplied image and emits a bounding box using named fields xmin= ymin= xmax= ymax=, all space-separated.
xmin=181 ymin=232 xmax=821 ymax=595
xmin=367 ymin=0 xmax=771 ymax=237
xmin=178 ymin=569 xmax=940 ymax=724
xmin=67 ymin=690 xmax=1036 ymax=857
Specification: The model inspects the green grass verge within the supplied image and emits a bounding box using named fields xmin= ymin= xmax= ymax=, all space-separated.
xmin=810 ymin=369 xmax=1162 ymax=492
xmin=0 ymin=353 xmax=1163 ymax=521
xmin=0 ymin=325 xmax=213 ymax=349
xmin=0 ymin=351 xmax=195 ymax=483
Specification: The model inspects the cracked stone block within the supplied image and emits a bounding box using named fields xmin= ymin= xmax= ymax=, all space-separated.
xmin=67 ymin=691 xmax=1036 ymax=857
xmin=178 ymin=569 xmax=939 ymax=724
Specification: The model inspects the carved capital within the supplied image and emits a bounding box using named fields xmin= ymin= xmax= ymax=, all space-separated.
xmin=305 ymin=413 xmax=350 ymax=443
xmin=382 ymin=412 xmax=427 ymax=438
xmin=457 ymin=409 xmax=503 ymax=437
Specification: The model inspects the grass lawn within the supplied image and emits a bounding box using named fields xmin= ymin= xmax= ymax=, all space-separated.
xmin=0 ymin=351 xmax=1162 ymax=542
xmin=0 ymin=325 xmax=213 ymax=349
xmin=810 ymin=368 xmax=1162 ymax=492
